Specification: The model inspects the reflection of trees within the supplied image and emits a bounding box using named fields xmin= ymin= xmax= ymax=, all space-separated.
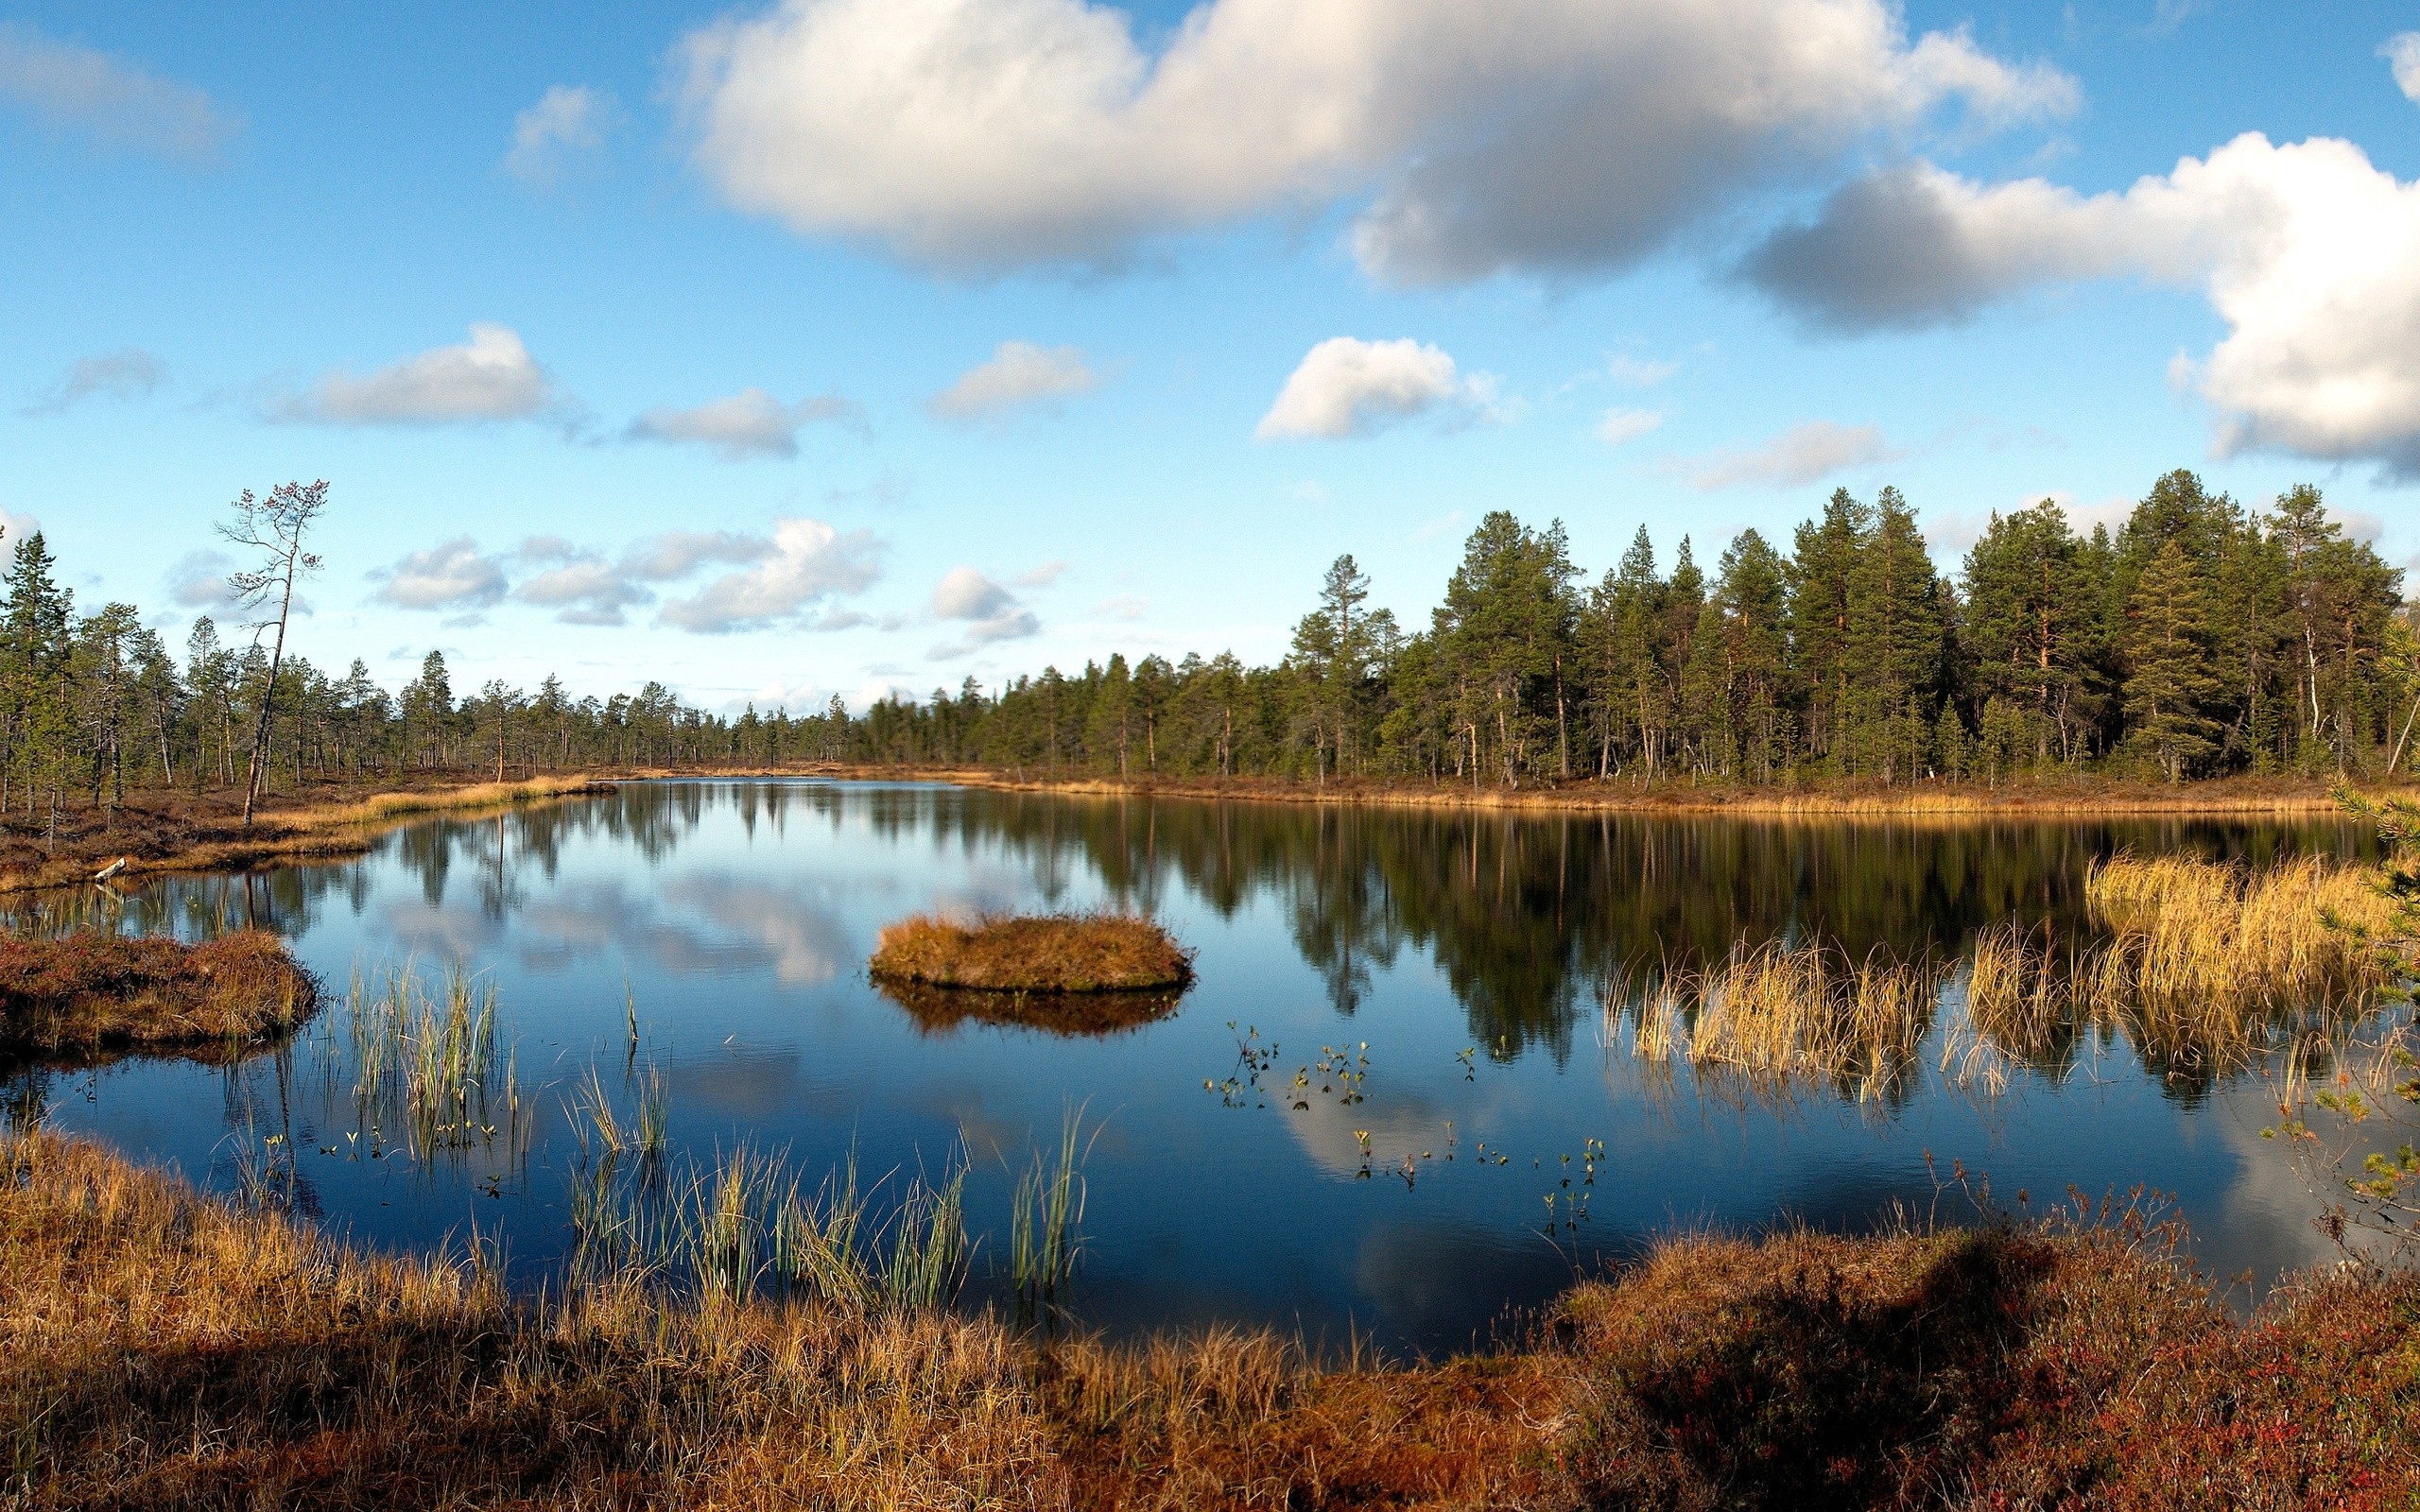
xmin=854 ymin=793 xmax=2363 ymax=1074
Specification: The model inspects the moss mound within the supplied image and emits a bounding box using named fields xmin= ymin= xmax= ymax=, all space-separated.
xmin=0 ymin=929 xmax=319 ymax=1053
xmin=869 ymin=913 xmax=1192 ymax=993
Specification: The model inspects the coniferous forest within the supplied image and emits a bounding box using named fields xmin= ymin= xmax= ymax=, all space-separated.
xmin=9 ymin=470 xmax=2416 ymax=825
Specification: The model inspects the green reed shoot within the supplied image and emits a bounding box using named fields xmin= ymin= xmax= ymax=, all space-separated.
xmin=1011 ymin=1108 xmax=1089 ymax=1304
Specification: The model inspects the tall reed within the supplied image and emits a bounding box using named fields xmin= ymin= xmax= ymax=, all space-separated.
xmin=1011 ymin=1109 xmax=1089 ymax=1307
xmin=1618 ymin=940 xmax=1942 ymax=1102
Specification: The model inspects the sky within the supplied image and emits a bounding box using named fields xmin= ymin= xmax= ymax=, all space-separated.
xmin=3 ymin=0 xmax=2417 ymax=713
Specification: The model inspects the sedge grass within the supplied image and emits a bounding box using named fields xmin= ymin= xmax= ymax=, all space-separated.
xmin=339 ymin=962 xmax=525 ymax=1164
xmin=1619 ymin=939 xmax=1943 ymax=1102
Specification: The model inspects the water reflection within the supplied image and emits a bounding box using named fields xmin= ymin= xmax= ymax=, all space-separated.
xmin=0 ymin=782 xmax=2377 ymax=1354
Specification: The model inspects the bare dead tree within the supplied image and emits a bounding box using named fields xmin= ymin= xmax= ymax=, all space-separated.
xmin=222 ymin=480 xmax=328 ymax=825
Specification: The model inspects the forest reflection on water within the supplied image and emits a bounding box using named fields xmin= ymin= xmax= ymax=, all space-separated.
xmin=2 ymin=781 xmax=2379 ymax=1353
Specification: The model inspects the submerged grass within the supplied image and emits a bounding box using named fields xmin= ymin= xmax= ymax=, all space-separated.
xmin=4 ymin=1128 xmax=2416 ymax=1508
xmin=871 ymin=911 xmax=1194 ymax=993
xmin=0 ymin=929 xmax=317 ymax=1056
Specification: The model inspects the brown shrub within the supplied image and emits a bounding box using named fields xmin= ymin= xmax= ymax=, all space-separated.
xmin=870 ymin=912 xmax=1194 ymax=993
xmin=0 ymin=929 xmax=318 ymax=1053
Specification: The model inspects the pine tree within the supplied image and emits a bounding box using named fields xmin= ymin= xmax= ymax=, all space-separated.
xmin=1787 ymin=488 xmax=1868 ymax=763
xmin=1841 ymin=488 xmax=1945 ymax=782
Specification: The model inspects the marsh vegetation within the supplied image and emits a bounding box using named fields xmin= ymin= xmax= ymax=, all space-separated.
xmin=870 ymin=911 xmax=1193 ymax=993
xmin=0 ymin=928 xmax=316 ymax=1057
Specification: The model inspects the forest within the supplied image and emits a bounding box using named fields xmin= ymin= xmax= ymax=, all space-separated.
xmin=7 ymin=469 xmax=2415 ymax=827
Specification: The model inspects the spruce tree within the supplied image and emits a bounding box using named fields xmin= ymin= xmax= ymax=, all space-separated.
xmin=2123 ymin=539 xmax=2224 ymax=782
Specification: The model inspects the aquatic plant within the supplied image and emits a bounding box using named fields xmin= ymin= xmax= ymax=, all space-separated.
xmin=1620 ymin=939 xmax=1942 ymax=1101
xmin=339 ymin=963 xmax=524 ymax=1163
xmin=1011 ymin=1109 xmax=1089 ymax=1309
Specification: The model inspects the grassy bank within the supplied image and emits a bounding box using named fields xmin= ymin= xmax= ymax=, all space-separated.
xmin=2 ymin=774 xmax=612 ymax=895
xmin=3 ymin=1129 xmax=2413 ymax=1508
xmin=871 ymin=912 xmax=1194 ymax=993
xmin=769 ymin=763 xmax=2409 ymax=820
xmin=0 ymin=930 xmax=317 ymax=1057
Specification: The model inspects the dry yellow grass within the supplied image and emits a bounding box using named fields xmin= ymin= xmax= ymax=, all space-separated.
xmin=0 ymin=930 xmax=318 ymax=1055
xmin=3 ymin=1131 xmax=2413 ymax=1507
xmin=1625 ymin=939 xmax=1942 ymax=1100
xmin=871 ymin=913 xmax=1194 ymax=993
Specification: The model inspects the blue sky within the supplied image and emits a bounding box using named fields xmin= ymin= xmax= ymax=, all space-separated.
xmin=4 ymin=1 xmax=2416 ymax=712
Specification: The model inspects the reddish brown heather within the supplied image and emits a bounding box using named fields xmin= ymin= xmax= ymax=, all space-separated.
xmin=1 ymin=1130 xmax=2414 ymax=1509
xmin=0 ymin=929 xmax=318 ymax=1054
xmin=871 ymin=912 xmax=1194 ymax=993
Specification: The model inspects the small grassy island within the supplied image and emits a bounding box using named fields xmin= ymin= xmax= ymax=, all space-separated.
xmin=870 ymin=912 xmax=1193 ymax=993
xmin=869 ymin=912 xmax=1194 ymax=1035
xmin=0 ymin=929 xmax=319 ymax=1057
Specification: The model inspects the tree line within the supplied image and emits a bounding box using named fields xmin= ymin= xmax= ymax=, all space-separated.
xmin=824 ymin=469 xmax=2415 ymax=787
xmin=8 ymin=468 xmax=2414 ymax=835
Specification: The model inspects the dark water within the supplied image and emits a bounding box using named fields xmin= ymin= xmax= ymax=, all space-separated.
xmin=7 ymin=782 xmax=2375 ymax=1354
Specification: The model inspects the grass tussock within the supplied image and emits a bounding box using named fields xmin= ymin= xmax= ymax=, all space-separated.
xmin=1624 ymin=939 xmax=1940 ymax=1100
xmin=4 ymin=1131 xmax=2415 ymax=1509
xmin=871 ymin=912 xmax=1194 ymax=993
xmin=2087 ymin=851 xmax=2400 ymax=1009
xmin=0 ymin=929 xmax=317 ymax=1055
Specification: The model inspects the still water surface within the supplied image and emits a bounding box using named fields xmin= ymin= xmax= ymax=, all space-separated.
xmin=9 ymin=781 xmax=2373 ymax=1354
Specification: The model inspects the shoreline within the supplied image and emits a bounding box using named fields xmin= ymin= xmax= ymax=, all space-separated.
xmin=641 ymin=763 xmax=2398 ymax=820
xmin=13 ymin=765 xmax=2398 ymax=899
xmin=0 ymin=775 xmax=614 ymax=897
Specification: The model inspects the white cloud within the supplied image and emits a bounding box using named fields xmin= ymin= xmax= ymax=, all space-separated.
xmin=1606 ymin=354 xmax=1678 ymax=387
xmin=0 ymin=509 xmax=41 ymax=552
xmin=2386 ymin=33 xmax=2420 ymax=105
xmin=1744 ymin=134 xmax=2420 ymax=475
xmin=165 ymin=548 xmax=242 ymax=614
xmin=1688 ymin=420 xmax=1899 ymax=490
xmin=625 ymin=387 xmax=859 ymax=458
xmin=675 ymin=0 xmax=2072 ymax=282
xmin=281 ymin=323 xmax=562 ymax=427
xmin=372 ymin=538 xmax=511 ymax=610
xmin=503 ymin=84 xmax=614 ymax=184
xmin=618 ymin=529 xmax=771 ymax=581
xmin=0 ymin=21 xmax=238 ymax=163
xmin=1094 ymin=593 xmax=1147 ymax=620
xmin=1255 ymin=336 xmax=1494 ymax=440
xmin=21 ymin=348 xmax=164 ymax=415
xmin=1013 ymin=560 xmax=1069 ymax=588
xmin=1411 ymin=508 xmax=1466 ymax=542
xmin=1595 ymin=407 xmax=1665 ymax=446
xmin=928 ymin=341 xmax=1099 ymax=421
xmin=657 ymin=517 xmax=883 ymax=633
xmin=931 ymin=565 xmax=1039 ymax=649
xmin=513 ymin=558 xmax=654 ymax=627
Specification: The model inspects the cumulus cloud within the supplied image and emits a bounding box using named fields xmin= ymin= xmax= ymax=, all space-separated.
xmin=1742 ymin=134 xmax=2420 ymax=474
xmin=0 ymin=21 xmax=238 ymax=163
xmin=514 ymin=563 xmax=650 ymax=626
xmin=503 ymin=84 xmax=614 ymax=184
xmin=0 ymin=509 xmax=41 ymax=551
xmin=371 ymin=538 xmax=511 ymax=610
xmin=2386 ymin=33 xmax=2420 ymax=105
xmin=1255 ymin=336 xmax=1495 ymax=440
xmin=625 ymin=387 xmax=859 ymax=458
xmin=657 ymin=517 xmax=883 ymax=633
xmin=929 ymin=565 xmax=1039 ymax=654
xmin=675 ymin=0 xmax=2071 ymax=282
xmin=927 ymin=341 xmax=1098 ymax=421
xmin=278 ymin=323 xmax=562 ymax=427
xmin=1688 ymin=420 xmax=1900 ymax=490
xmin=365 ymin=523 xmax=885 ymax=630
xmin=1596 ymin=407 xmax=1665 ymax=446
xmin=21 ymin=348 xmax=164 ymax=415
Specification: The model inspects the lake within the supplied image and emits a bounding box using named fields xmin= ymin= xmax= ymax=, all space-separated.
xmin=5 ymin=780 xmax=2374 ymax=1356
